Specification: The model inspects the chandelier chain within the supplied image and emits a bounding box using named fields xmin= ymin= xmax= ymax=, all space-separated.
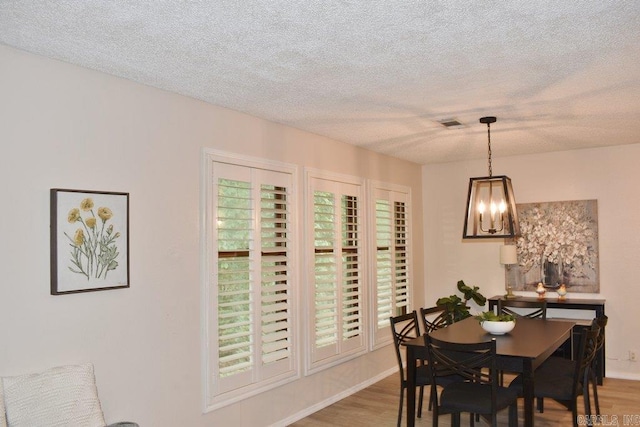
xmin=487 ymin=122 xmax=492 ymax=177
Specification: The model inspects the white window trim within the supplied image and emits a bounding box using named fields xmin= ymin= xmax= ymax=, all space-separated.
xmin=201 ymin=148 xmax=301 ymax=411
xmin=304 ymin=168 xmax=368 ymax=375
xmin=368 ymin=180 xmax=412 ymax=350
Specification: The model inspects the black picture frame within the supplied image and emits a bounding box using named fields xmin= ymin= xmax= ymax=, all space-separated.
xmin=50 ymin=188 xmax=130 ymax=295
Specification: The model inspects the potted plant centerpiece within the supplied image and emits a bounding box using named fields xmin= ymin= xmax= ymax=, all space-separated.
xmin=475 ymin=311 xmax=516 ymax=335
xmin=436 ymin=280 xmax=516 ymax=334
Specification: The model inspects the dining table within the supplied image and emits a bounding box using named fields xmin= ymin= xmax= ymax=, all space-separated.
xmin=402 ymin=316 xmax=575 ymax=427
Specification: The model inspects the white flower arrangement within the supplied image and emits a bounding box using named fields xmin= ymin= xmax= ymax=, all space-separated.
xmin=515 ymin=201 xmax=597 ymax=279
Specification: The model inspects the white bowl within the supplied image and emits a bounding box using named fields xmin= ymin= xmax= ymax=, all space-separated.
xmin=481 ymin=320 xmax=516 ymax=335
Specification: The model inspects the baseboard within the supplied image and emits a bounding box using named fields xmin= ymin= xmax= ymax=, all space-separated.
xmin=605 ymin=370 xmax=640 ymax=381
xmin=271 ymin=366 xmax=397 ymax=427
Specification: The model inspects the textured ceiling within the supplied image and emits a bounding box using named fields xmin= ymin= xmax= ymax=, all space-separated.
xmin=1 ymin=1 xmax=639 ymax=165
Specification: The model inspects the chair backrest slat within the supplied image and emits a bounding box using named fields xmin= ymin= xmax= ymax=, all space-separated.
xmin=390 ymin=311 xmax=420 ymax=383
xmin=426 ymin=335 xmax=499 ymax=413
xmin=573 ymin=325 xmax=600 ymax=398
xmin=594 ymin=314 xmax=608 ymax=351
xmin=419 ymin=305 xmax=450 ymax=334
xmin=498 ymin=299 xmax=547 ymax=320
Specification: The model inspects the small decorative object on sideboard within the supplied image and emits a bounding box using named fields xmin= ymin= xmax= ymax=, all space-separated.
xmin=556 ymin=283 xmax=567 ymax=300
xmin=536 ymin=282 xmax=546 ymax=299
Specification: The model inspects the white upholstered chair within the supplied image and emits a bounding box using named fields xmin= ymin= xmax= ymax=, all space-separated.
xmin=0 ymin=363 xmax=137 ymax=427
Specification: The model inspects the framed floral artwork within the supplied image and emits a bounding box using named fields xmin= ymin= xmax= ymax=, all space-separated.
xmin=50 ymin=188 xmax=130 ymax=295
xmin=506 ymin=199 xmax=599 ymax=293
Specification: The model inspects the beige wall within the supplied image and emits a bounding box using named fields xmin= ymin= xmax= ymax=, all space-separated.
xmin=0 ymin=45 xmax=424 ymax=426
xmin=423 ymin=144 xmax=640 ymax=380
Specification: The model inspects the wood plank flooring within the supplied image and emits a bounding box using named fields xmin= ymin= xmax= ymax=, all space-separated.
xmin=289 ymin=374 xmax=640 ymax=426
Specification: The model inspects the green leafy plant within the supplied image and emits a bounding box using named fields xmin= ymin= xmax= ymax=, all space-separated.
xmin=474 ymin=311 xmax=516 ymax=322
xmin=436 ymin=280 xmax=487 ymax=324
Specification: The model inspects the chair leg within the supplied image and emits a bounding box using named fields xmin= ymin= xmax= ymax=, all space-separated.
xmin=428 ymin=385 xmax=434 ymax=411
xmin=571 ymin=403 xmax=579 ymax=427
xmin=583 ymin=378 xmax=593 ymax=417
xmin=417 ymin=385 xmax=424 ymax=417
xmin=537 ymin=397 xmax=544 ymax=413
xmin=509 ymin=403 xmax=518 ymax=427
xmin=451 ymin=412 xmax=461 ymax=427
xmin=397 ymin=387 xmax=404 ymax=427
xmin=591 ymin=369 xmax=601 ymax=415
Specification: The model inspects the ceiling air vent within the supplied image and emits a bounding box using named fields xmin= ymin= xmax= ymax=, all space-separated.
xmin=437 ymin=118 xmax=464 ymax=129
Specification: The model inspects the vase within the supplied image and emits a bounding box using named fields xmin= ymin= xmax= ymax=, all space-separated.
xmin=541 ymin=253 xmax=563 ymax=288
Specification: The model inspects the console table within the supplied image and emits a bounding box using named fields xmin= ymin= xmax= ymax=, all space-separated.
xmin=488 ymin=295 xmax=606 ymax=384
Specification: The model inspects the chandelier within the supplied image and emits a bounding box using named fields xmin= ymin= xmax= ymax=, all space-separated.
xmin=462 ymin=116 xmax=520 ymax=239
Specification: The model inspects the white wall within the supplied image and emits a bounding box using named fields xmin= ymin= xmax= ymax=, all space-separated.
xmin=0 ymin=45 xmax=425 ymax=426
xmin=423 ymin=144 xmax=640 ymax=380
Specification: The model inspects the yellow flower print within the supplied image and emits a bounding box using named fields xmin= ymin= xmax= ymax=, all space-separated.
xmin=65 ymin=198 xmax=122 ymax=281
xmin=68 ymin=208 xmax=81 ymax=223
xmin=74 ymin=229 xmax=84 ymax=245
xmin=80 ymin=198 xmax=94 ymax=211
xmin=98 ymin=207 xmax=113 ymax=221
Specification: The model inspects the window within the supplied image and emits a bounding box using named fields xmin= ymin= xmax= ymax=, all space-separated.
xmin=370 ymin=182 xmax=411 ymax=349
xmin=306 ymin=170 xmax=367 ymax=373
xmin=202 ymin=151 xmax=298 ymax=410
xmin=202 ymin=151 xmax=414 ymax=404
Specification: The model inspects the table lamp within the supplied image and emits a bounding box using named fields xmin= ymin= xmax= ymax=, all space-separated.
xmin=500 ymin=244 xmax=518 ymax=299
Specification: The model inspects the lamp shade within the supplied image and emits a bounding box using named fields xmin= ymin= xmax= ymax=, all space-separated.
xmin=462 ymin=175 xmax=520 ymax=239
xmin=500 ymin=245 xmax=518 ymax=265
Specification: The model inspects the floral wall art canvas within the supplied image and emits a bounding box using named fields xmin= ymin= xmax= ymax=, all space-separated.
xmin=506 ymin=199 xmax=599 ymax=293
xmin=50 ymin=188 xmax=130 ymax=294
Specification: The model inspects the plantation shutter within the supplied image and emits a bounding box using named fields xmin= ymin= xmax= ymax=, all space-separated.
xmin=313 ymin=189 xmax=338 ymax=351
xmin=342 ymin=195 xmax=361 ymax=342
xmin=371 ymin=185 xmax=411 ymax=347
xmin=259 ymin=180 xmax=293 ymax=377
xmin=375 ymin=199 xmax=394 ymax=330
xmin=216 ymin=173 xmax=253 ymax=387
xmin=308 ymin=173 xmax=366 ymax=371
xmin=394 ymin=200 xmax=409 ymax=311
xmin=211 ymin=162 xmax=295 ymax=398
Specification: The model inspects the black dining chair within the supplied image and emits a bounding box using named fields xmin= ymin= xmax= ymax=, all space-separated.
xmin=590 ymin=315 xmax=608 ymax=414
xmin=498 ymin=299 xmax=547 ymax=320
xmin=534 ymin=315 xmax=608 ymax=415
xmin=509 ymin=325 xmax=600 ymax=427
xmin=425 ymin=335 xmax=519 ymax=427
xmin=496 ymin=299 xmax=548 ymax=385
xmin=420 ymin=305 xmax=451 ymax=334
xmin=418 ymin=305 xmax=451 ymax=411
xmin=390 ymin=311 xmax=428 ymax=427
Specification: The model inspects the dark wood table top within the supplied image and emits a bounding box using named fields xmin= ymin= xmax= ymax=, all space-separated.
xmin=405 ymin=316 xmax=575 ymax=361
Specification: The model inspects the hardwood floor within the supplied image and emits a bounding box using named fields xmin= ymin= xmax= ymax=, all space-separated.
xmin=289 ymin=374 xmax=640 ymax=426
